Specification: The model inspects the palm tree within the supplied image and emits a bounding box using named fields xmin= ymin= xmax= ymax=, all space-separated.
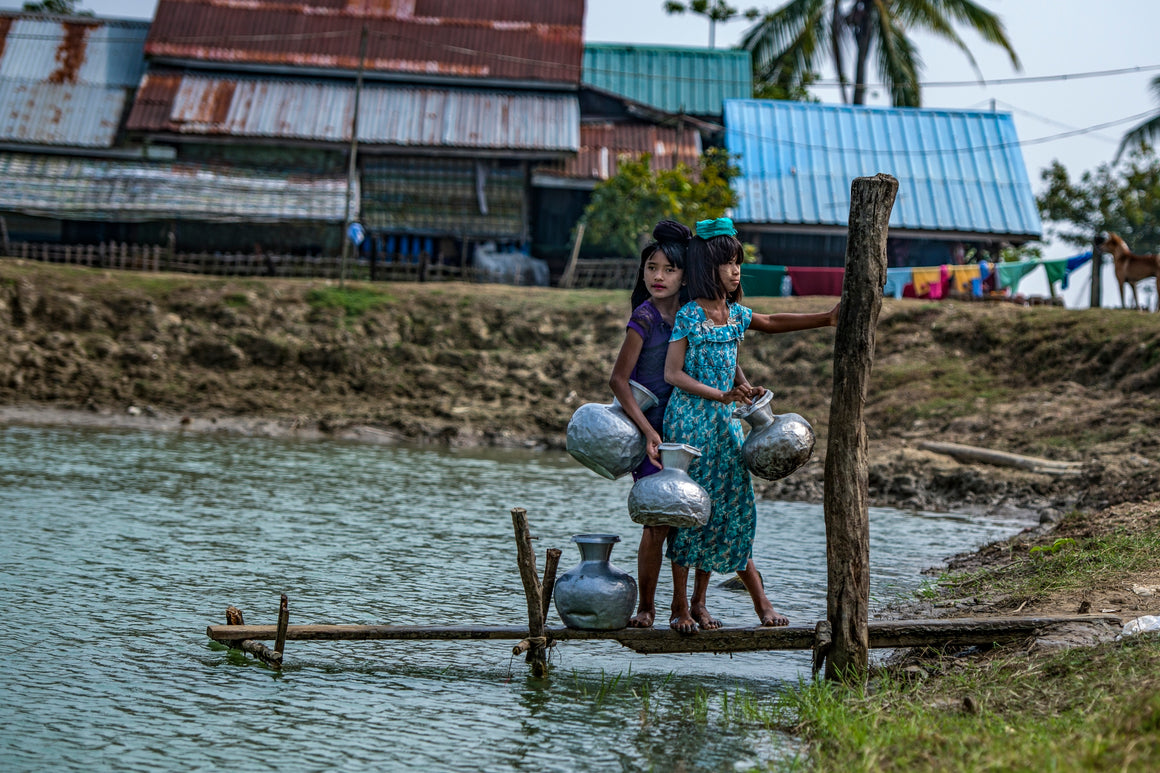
xmin=740 ymin=0 xmax=1020 ymax=107
xmin=1115 ymin=75 xmax=1160 ymax=163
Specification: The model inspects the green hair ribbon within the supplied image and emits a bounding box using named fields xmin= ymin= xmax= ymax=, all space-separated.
xmin=695 ymin=217 xmax=737 ymax=239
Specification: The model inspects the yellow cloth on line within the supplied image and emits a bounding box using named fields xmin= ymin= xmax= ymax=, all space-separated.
xmin=910 ymin=267 xmax=943 ymax=297
xmin=946 ymin=265 xmax=981 ymax=294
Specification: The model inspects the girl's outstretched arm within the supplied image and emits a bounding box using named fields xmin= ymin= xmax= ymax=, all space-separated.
xmin=749 ymin=302 xmax=839 ymax=334
xmin=664 ymin=338 xmax=752 ymax=405
xmin=610 ymin=329 xmax=662 ymax=467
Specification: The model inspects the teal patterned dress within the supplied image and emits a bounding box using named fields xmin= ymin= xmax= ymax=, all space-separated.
xmin=663 ymin=301 xmax=755 ymax=574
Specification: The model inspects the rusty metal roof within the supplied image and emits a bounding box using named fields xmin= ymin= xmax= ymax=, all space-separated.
xmin=146 ymin=0 xmax=584 ymax=87
xmin=536 ymin=122 xmax=702 ymax=184
xmin=126 ymin=71 xmax=579 ymax=154
xmin=0 ymin=13 xmax=148 ymax=147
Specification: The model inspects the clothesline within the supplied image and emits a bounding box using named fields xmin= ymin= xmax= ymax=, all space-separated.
xmin=741 ymin=254 xmax=1094 ymax=299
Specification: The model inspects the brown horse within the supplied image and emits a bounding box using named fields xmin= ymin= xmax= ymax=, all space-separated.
xmin=1097 ymin=233 xmax=1160 ymax=311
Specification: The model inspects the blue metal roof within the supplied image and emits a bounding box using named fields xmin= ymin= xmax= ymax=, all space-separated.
xmin=0 ymin=14 xmax=148 ymax=148
xmin=724 ymin=99 xmax=1042 ymax=239
xmin=583 ymin=44 xmax=751 ymax=117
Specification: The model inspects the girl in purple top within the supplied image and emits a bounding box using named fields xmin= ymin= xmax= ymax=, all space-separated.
xmin=609 ymin=221 xmax=756 ymax=628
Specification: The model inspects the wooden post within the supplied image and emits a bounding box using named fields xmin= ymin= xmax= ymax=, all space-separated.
xmin=1090 ymin=234 xmax=1103 ymax=309
xmin=274 ymin=593 xmax=289 ymax=657
xmin=540 ymin=548 xmax=562 ymax=623
xmin=559 ymin=223 xmax=585 ymax=289
xmin=824 ymin=173 xmax=897 ymax=684
xmin=510 ymin=508 xmax=548 ymax=676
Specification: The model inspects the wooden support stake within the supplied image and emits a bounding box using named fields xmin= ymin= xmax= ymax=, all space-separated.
xmin=223 ymin=605 xmax=282 ymax=669
xmin=824 ymin=173 xmax=897 ymax=685
xmin=274 ymin=594 xmax=289 ymax=656
xmin=540 ymin=548 xmax=562 ymax=623
xmin=812 ymin=620 xmax=832 ymax=676
xmin=510 ymin=507 xmax=548 ymax=676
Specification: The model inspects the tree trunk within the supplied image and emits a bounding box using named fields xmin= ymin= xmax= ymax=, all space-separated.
xmin=824 ymin=173 xmax=897 ymax=684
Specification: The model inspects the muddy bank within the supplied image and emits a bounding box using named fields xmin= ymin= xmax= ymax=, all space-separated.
xmin=2 ymin=260 xmax=1158 ymax=516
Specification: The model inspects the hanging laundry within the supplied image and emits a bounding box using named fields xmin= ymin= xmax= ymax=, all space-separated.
xmin=883 ymin=267 xmax=913 ymax=299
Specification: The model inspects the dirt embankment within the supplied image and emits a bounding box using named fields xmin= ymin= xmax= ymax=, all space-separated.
xmin=2 ymin=260 xmax=1159 ymax=518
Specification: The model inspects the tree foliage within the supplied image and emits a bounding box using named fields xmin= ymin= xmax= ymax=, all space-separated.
xmin=1037 ymin=146 xmax=1160 ymax=253
xmin=740 ymin=0 xmax=1020 ymax=107
xmin=1115 ymin=75 xmax=1160 ymax=164
xmin=663 ymin=0 xmax=762 ymax=48
xmin=580 ymin=147 xmax=740 ymax=257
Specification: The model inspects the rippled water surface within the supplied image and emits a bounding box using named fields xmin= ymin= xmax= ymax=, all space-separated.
xmin=0 ymin=425 xmax=1032 ymax=771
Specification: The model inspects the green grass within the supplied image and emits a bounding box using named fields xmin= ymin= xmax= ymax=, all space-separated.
xmin=305 ymin=286 xmax=393 ymax=320
xmin=778 ymin=636 xmax=1160 ymax=772
xmin=936 ymin=526 xmax=1160 ymax=604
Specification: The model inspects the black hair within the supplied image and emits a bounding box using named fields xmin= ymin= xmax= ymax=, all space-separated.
xmin=630 ymin=220 xmax=693 ymax=309
xmin=686 ymin=233 xmax=745 ymax=304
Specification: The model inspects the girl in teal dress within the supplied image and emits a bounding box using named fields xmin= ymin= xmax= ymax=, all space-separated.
xmin=662 ymin=217 xmax=839 ymax=632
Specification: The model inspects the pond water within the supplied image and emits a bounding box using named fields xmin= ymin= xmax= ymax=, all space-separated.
xmin=0 ymin=425 xmax=1032 ymax=772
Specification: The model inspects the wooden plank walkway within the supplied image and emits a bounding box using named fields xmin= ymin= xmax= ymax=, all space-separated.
xmin=207 ymin=614 xmax=1122 ymax=656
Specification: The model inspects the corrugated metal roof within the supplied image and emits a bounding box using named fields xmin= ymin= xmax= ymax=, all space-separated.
xmin=724 ymin=99 xmax=1042 ymax=238
xmin=126 ymin=72 xmax=579 ymax=153
xmin=146 ymin=0 xmax=584 ymax=87
xmin=0 ymin=151 xmax=350 ymax=222
xmin=583 ymin=44 xmax=751 ymax=117
xmin=0 ymin=14 xmax=148 ymax=147
xmin=538 ymin=122 xmax=702 ymax=181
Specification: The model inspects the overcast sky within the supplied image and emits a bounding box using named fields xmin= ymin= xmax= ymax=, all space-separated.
xmin=5 ymin=0 xmax=1160 ymax=257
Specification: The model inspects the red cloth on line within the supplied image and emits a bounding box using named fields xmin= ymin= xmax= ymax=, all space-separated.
xmin=786 ymin=267 xmax=845 ymax=296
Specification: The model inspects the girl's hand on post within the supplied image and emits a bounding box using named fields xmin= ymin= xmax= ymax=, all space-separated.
xmin=828 ymin=302 xmax=840 ymax=327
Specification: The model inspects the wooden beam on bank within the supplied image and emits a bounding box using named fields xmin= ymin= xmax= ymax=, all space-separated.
xmin=207 ymin=614 xmax=1121 ymax=655
xmin=824 ymin=173 xmax=898 ymax=684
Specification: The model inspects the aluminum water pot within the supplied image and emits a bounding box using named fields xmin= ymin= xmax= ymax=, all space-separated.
xmin=552 ymin=534 xmax=637 ymax=631
xmin=627 ymin=443 xmax=711 ymax=528
xmin=734 ymin=390 xmax=816 ymax=481
xmin=565 ymin=380 xmax=658 ymax=480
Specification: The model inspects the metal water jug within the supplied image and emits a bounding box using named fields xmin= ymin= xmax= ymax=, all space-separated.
xmin=553 ymin=534 xmax=637 ymax=631
xmin=627 ymin=443 xmax=711 ymax=528
xmin=733 ymin=390 xmax=816 ymax=481
xmin=565 ymin=380 xmax=658 ymax=480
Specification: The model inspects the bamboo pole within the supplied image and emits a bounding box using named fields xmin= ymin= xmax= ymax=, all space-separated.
xmin=824 ymin=173 xmax=897 ymax=685
xmin=510 ymin=507 xmax=548 ymax=676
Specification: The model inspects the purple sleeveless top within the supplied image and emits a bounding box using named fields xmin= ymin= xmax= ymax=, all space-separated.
xmin=626 ymin=300 xmax=673 ymax=480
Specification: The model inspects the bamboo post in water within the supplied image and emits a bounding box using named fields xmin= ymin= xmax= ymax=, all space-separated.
xmin=274 ymin=594 xmax=289 ymax=657
xmin=540 ymin=548 xmax=562 ymax=623
xmin=510 ymin=508 xmax=548 ymax=676
xmin=824 ymin=173 xmax=897 ymax=684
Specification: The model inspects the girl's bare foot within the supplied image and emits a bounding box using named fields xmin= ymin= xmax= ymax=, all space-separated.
xmin=758 ymin=604 xmax=789 ymax=627
xmin=628 ymin=607 xmax=656 ymax=628
xmin=691 ymin=603 xmax=722 ymax=630
xmin=669 ymin=612 xmax=697 ymax=634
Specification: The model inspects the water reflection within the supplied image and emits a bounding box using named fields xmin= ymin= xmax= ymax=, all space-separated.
xmin=0 ymin=424 xmax=1032 ymax=772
